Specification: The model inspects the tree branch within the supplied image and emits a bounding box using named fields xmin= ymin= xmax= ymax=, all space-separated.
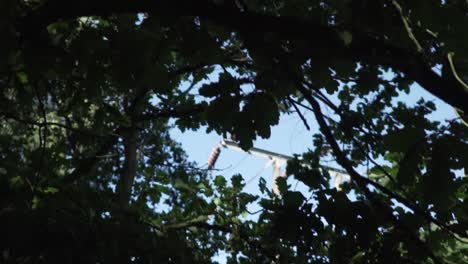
xmin=390 ymin=0 xmax=423 ymax=53
xmin=135 ymin=104 xmax=205 ymax=122
xmin=297 ymin=85 xmax=468 ymax=240
xmin=298 ymin=88 xmax=450 ymax=263
xmin=116 ymin=129 xmax=137 ymax=206
xmin=19 ymin=0 xmax=468 ymax=113
xmin=0 ymin=111 xmax=103 ymax=137
xmin=288 ymin=97 xmax=310 ymax=131
xmin=146 ymin=217 xmax=276 ymax=260
xmin=62 ymin=133 xmax=119 ymax=184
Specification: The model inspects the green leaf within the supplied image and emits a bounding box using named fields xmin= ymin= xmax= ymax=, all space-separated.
xmin=276 ymin=177 xmax=288 ymax=194
xmin=231 ymin=174 xmax=245 ymax=190
xmin=214 ymin=175 xmax=227 ymax=188
xmin=396 ymin=142 xmax=424 ymax=186
xmin=17 ymin=71 xmax=28 ymax=84
xmin=383 ymin=127 xmax=426 ymax=153
xmin=43 ymin=187 xmax=59 ymax=194
xmin=259 ymin=177 xmax=269 ymax=194
xmin=199 ymin=73 xmax=239 ymax=97
xmin=31 ymin=196 xmax=40 ymax=209
xmin=338 ymin=30 xmax=353 ymax=45
xmin=283 ymin=191 xmax=305 ymax=209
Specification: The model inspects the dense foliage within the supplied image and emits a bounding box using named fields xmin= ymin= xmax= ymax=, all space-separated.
xmin=1 ymin=1 xmax=467 ymax=263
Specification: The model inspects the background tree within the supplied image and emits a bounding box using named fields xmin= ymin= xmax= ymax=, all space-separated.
xmin=0 ymin=0 xmax=467 ymax=263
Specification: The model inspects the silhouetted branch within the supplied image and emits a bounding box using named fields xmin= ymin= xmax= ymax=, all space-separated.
xmin=18 ymin=0 xmax=468 ymax=113
xmin=288 ymin=97 xmax=310 ymax=130
xmin=298 ymin=85 xmax=468 ymax=240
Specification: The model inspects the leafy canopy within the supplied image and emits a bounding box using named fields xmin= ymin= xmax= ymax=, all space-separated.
xmin=0 ymin=0 xmax=467 ymax=263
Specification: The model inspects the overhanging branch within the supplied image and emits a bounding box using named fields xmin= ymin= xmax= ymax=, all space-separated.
xmin=18 ymin=0 xmax=468 ymax=113
xmin=298 ymin=85 xmax=468 ymax=240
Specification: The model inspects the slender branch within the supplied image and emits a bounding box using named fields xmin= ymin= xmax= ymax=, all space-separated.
xmin=62 ymin=133 xmax=119 ymax=184
xmin=159 ymin=216 xmax=231 ymax=233
xmin=288 ymin=97 xmax=310 ymax=130
xmin=291 ymin=90 xmax=397 ymax=185
xmin=321 ymin=110 xmax=399 ymax=186
xmin=288 ymin=97 xmax=314 ymax=112
xmin=352 ymin=140 xmax=398 ymax=185
xmin=447 ymin=52 xmax=468 ymax=95
xmin=303 ymin=82 xmax=340 ymax=113
xmin=146 ymin=217 xmax=275 ymax=260
xmin=135 ymin=104 xmax=205 ymax=122
xmin=0 ymin=111 xmax=103 ymax=137
xmin=390 ymin=0 xmax=423 ymax=53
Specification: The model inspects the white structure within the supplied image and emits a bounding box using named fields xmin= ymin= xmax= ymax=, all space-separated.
xmin=209 ymin=139 xmax=350 ymax=195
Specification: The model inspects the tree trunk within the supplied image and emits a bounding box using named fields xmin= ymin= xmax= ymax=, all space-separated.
xmin=117 ymin=129 xmax=138 ymax=206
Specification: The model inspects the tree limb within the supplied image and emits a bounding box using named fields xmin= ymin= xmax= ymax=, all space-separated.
xmin=18 ymin=0 xmax=468 ymax=113
xmin=288 ymin=97 xmax=310 ymax=131
xmin=390 ymin=0 xmax=423 ymax=53
xmin=298 ymin=85 xmax=468 ymax=240
xmin=0 ymin=111 xmax=105 ymax=137
xmin=116 ymin=129 xmax=137 ymax=206
xmin=298 ymin=88 xmax=452 ymax=263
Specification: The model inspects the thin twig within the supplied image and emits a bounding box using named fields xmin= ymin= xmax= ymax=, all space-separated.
xmin=391 ymin=0 xmax=423 ymax=53
xmin=0 ymin=111 xmax=105 ymax=137
xmin=288 ymin=97 xmax=310 ymax=130
xmin=447 ymin=53 xmax=468 ymax=91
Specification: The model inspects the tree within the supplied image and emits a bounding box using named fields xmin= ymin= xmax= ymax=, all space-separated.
xmin=1 ymin=0 xmax=467 ymax=263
